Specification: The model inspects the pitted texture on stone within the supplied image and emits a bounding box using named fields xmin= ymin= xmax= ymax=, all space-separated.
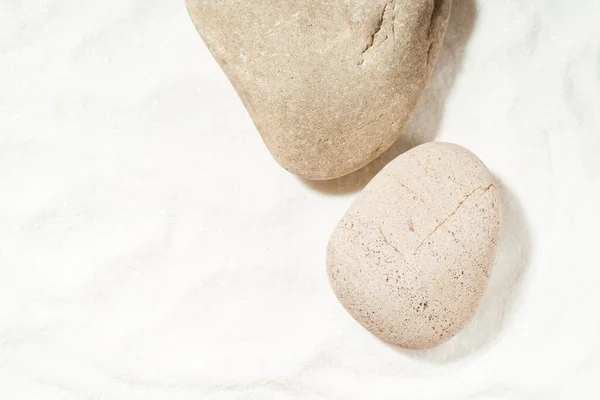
xmin=186 ymin=0 xmax=451 ymax=179
xmin=327 ymin=143 xmax=501 ymax=349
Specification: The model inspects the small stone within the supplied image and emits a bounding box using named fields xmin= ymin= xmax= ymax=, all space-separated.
xmin=186 ymin=0 xmax=452 ymax=179
xmin=327 ymin=143 xmax=501 ymax=349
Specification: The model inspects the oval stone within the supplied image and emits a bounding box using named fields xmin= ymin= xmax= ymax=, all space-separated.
xmin=186 ymin=0 xmax=452 ymax=179
xmin=327 ymin=143 xmax=501 ymax=349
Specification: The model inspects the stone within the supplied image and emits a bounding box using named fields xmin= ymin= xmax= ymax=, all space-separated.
xmin=327 ymin=143 xmax=501 ymax=349
xmin=186 ymin=0 xmax=452 ymax=180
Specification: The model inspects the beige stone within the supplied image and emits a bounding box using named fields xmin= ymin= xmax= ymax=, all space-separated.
xmin=186 ymin=0 xmax=451 ymax=180
xmin=327 ymin=143 xmax=501 ymax=349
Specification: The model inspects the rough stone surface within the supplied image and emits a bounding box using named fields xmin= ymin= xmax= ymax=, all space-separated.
xmin=327 ymin=143 xmax=501 ymax=349
xmin=186 ymin=0 xmax=451 ymax=180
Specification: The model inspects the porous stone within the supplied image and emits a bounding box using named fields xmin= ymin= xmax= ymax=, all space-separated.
xmin=186 ymin=0 xmax=452 ymax=179
xmin=327 ymin=143 xmax=501 ymax=349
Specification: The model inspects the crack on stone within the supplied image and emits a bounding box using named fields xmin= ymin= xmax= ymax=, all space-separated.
xmin=425 ymin=0 xmax=444 ymax=67
xmin=426 ymin=41 xmax=435 ymax=67
xmin=397 ymin=180 xmax=418 ymax=196
xmin=370 ymin=133 xmax=385 ymax=158
xmin=413 ymin=184 xmax=496 ymax=255
xmin=378 ymin=226 xmax=404 ymax=257
xmin=390 ymin=0 xmax=397 ymax=39
xmin=427 ymin=0 xmax=445 ymax=38
xmin=355 ymin=112 xmax=384 ymax=131
xmin=426 ymin=1 xmax=436 ymax=37
xmin=358 ymin=0 xmax=396 ymax=65
xmin=383 ymin=174 xmax=420 ymax=197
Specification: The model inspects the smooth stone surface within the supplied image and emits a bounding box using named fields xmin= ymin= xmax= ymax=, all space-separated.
xmin=327 ymin=143 xmax=501 ymax=349
xmin=186 ymin=0 xmax=451 ymax=180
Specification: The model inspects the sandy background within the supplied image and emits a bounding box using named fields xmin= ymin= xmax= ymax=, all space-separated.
xmin=1 ymin=0 xmax=599 ymax=398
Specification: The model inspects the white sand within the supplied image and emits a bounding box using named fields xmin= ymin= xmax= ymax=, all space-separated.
xmin=1 ymin=1 xmax=599 ymax=398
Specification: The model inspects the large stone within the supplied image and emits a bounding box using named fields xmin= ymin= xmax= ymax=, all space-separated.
xmin=186 ymin=0 xmax=452 ymax=179
xmin=327 ymin=143 xmax=501 ymax=349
